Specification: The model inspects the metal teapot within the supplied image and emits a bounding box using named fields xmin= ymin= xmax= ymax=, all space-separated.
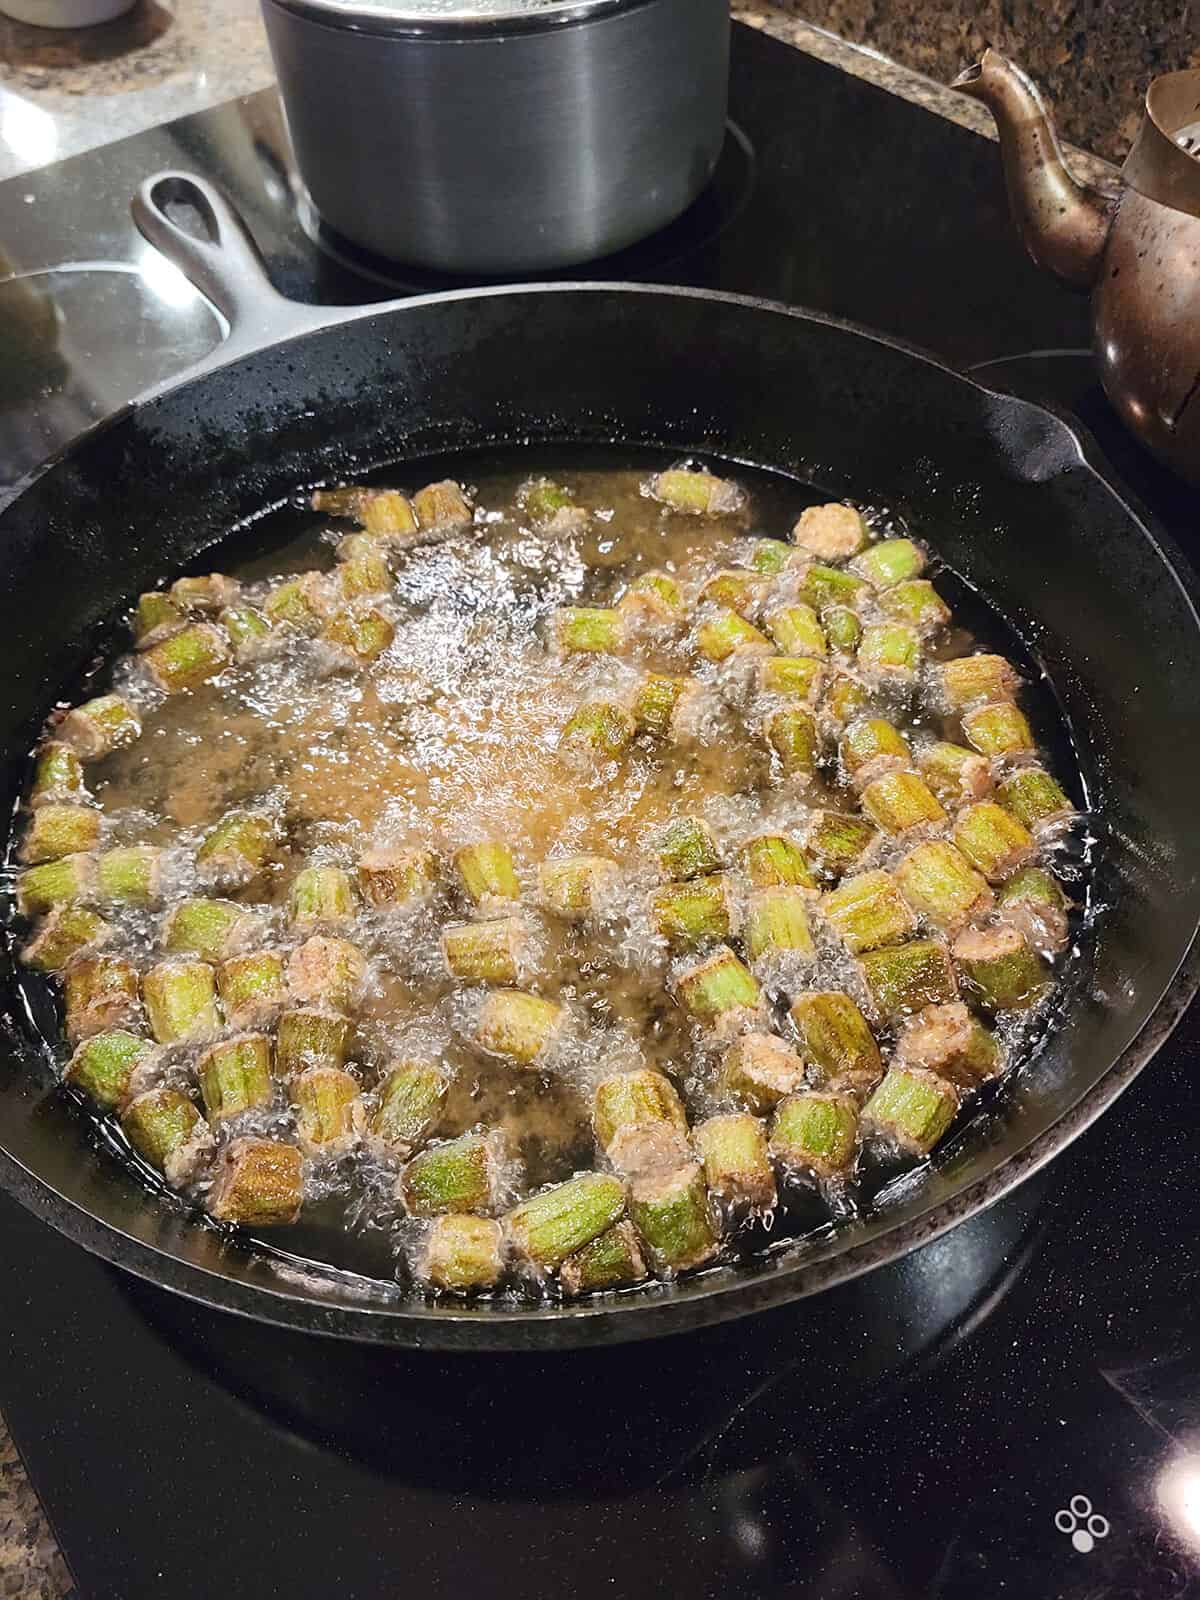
xmin=954 ymin=50 xmax=1200 ymax=484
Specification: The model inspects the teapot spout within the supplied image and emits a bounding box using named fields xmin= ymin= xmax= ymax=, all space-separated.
xmin=953 ymin=50 xmax=1113 ymax=291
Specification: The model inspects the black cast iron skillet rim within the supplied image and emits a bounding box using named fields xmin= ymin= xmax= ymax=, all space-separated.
xmin=3 ymin=187 xmax=1198 ymax=1348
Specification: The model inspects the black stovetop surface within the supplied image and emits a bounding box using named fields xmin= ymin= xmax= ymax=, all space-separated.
xmin=1 ymin=23 xmax=1199 ymax=1599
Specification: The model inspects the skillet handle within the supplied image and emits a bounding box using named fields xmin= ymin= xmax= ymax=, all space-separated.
xmin=131 ymin=170 xmax=336 ymax=367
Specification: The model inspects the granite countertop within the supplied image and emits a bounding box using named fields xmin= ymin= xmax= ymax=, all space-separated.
xmin=0 ymin=4 xmax=1112 ymax=1593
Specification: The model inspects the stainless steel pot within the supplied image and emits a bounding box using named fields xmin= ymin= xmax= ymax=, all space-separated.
xmin=259 ymin=0 xmax=730 ymax=273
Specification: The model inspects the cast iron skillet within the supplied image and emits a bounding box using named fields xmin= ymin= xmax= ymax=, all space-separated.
xmin=1 ymin=172 xmax=1198 ymax=1350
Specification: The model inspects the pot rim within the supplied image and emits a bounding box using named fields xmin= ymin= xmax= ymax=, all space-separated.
xmin=260 ymin=0 xmax=659 ymax=39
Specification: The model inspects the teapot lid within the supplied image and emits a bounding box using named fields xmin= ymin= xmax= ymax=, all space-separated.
xmin=1122 ymin=69 xmax=1200 ymax=219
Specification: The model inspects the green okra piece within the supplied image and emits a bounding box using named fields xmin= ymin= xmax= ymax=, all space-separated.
xmin=443 ymin=916 xmax=527 ymax=983
xmin=764 ymin=706 xmax=819 ymax=779
xmin=58 ymin=694 xmax=141 ymax=759
xmin=164 ymin=897 xmax=258 ymax=962
xmin=196 ymin=810 xmax=276 ymax=888
xmin=798 ymin=563 xmax=869 ymax=613
xmin=879 ymin=579 xmax=952 ymax=632
xmin=917 ymin=740 xmax=994 ymax=805
xmin=839 ymin=716 xmax=912 ymax=788
xmin=823 ymin=870 xmax=917 ymax=955
xmin=996 ymin=767 xmax=1074 ymax=831
xmin=170 ymin=574 xmax=241 ymax=614
xmin=143 ymin=622 xmax=231 ymax=693
xmin=121 ymin=1086 xmax=214 ymax=1186
xmin=701 ymin=570 xmax=763 ymax=617
xmin=309 ymin=484 xmax=369 ymax=519
xmin=334 ymin=549 xmax=391 ymax=601
xmin=804 ymin=811 xmax=878 ymax=878
xmin=952 ymin=801 xmax=1035 ymax=882
xmin=862 ymin=1066 xmax=959 ymax=1155
xmin=996 ymin=866 xmax=1070 ymax=954
xmin=218 ymin=950 xmax=287 ymax=1029
xmin=744 ymin=886 xmax=816 ymax=963
xmin=30 ymin=742 xmax=87 ymax=807
xmin=758 ymin=655 xmax=825 ymax=702
xmin=632 ymin=674 xmax=690 ymax=736
xmin=418 ymin=1215 xmax=505 ymax=1293
xmin=17 ymin=853 xmax=95 ymax=917
xmin=96 ymin=845 xmax=163 ymax=906
xmin=552 ymin=606 xmax=626 ymax=654
xmin=952 ymin=924 xmax=1052 ymax=1011
xmin=894 ymin=839 xmax=994 ymax=934
xmin=629 ymin=1163 xmax=718 ymax=1275
xmin=455 ymin=841 xmax=520 ymax=906
xmin=750 ymin=539 xmax=791 ymax=575
xmin=370 ymin=1058 xmax=451 ymax=1157
xmin=656 ymin=815 xmax=721 ymax=880
xmin=64 ymin=953 xmax=140 ymax=1042
xmin=476 ymin=989 xmax=563 ymax=1065
xmin=265 ymin=573 xmax=329 ymax=632
xmin=619 ymin=570 xmax=685 ymax=621
xmin=851 ymin=537 xmax=925 ymax=589
xmin=21 ymin=905 xmax=111 ymax=972
xmin=648 ymin=467 xmax=743 ymax=516
xmin=520 ymin=476 xmax=581 ymax=527
xmin=358 ymin=846 xmax=437 ymax=908
xmin=791 ymin=502 xmax=868 ymax=559
xmin=940 ymin=654 xmax=1020 ymax=711
xmin=769 ymin=1092 xmax=859 ymax=1178
xmin=764 ymin=602 xmax=826 ymax=659
xmin=143 ymin=959 xmax=221 ymax=1044
xmin=789 ymin=991 xmax=882 ymax=1093
xmin=288 ymin=935 xmax=366 ymax=1012
xmin=335 ymin=531 xmax=388 ymax=565
xmin=694 ymin=608 xmax=771 ymax=662
xmin=593 ymin=1069 xmax=688 ymax=1166
xmin=413 ymin=478 xmax=473 ymax=533
xmin=293 ymin=1065 xmax=363 ymax=1158
xmin=820 ymin=672 xmax=871 ymax=729
xmin=676 ymin=946 xmax=762 ymax=1033
xmin=538 ymin=854 xmax=619 ymax=918
xmin=962 ymin=701 xmax=1036 ymax=758
xmin=859 ymin=940 xmax=958 ymax=1020
xmin=561 ymin=701 xmax=636 ymax=758
xmin=358 ymin=489 xmax=419 ymax=538
xmin=560 ymin=1220 xmax=648 ymax=1295
xmin=823 ymin=605 xmax=863 ymax=654
xmin=289 ymin=865 xmax=356 ymax=929
xmin=857 ymin=621 xmax=921 ymax=679
xmin=198 ymin=1033 xmax=274 ymax=1122
xmin=65 ymin=1030 xmax=156 ymax=1111
xmin=208 ymin=1137 xmax=304 ymax=1227
xmin=694 ymin=1113 xmax=776 ymax=1212
xmin=219 ymin=605 xmax=274 ymax=659
xmin=20 ymin=803 xmax=100 ymax=864
xmin=743 ymin=833 xmax=817 ymax=891
xmin=720 ymin=1032 xmax=808 ymax=1113
xmin=400 ymin=1132 xmax=500 ymax=1218
xmin=275 ymin=1009 xmax=354 ymax=1077
xmin=895 ymin=1001 xmax=1002 ymax=1088
xmin=860 ymin=771 xmax=947 ymax=834
xmin=323 ymin=606 xmax=395 ymax=663
xmin=650 ymin=874 xmax=732 ymax=951
xmin=505 ymin=1172 xmax=627 ymax=1269
xmin=133 ymin=590 xmax=185 ymax=647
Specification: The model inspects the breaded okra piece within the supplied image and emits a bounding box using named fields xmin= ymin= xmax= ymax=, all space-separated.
xmin=656 ymin=816 xmax=721 ymax=881
xmin=996 ymin=866 xmax=1070 ymax=955
xmin=952 ymin=801 xmax=1035 ymax=882
xmin=197 ymin=1034 xmax=274 ymax=1122
xmin=17 ymin=853 xmax=96 ymax=918
xmin=560 ymin=701 xmax=636 ymax=758
xmin=694 ymin=608 xmax=772 ymax=663
xmin=823 ymin=605 xmax=863 ymax=655
xmin=143 ymin=959 xmax=221 ymax=1044
xmin=894 ymin=840 xmax=994 ymax=934
xmin=720 ymin=1032 xmax=807 ymax=1113
xmin=358 ymin=846 xmax=437 ymax=909
xmin=322 ymin=606 xmax=395 ymax=663
xmin=209 ymin=1138 xmax=304 ymax=1226
xmin=758 ymin=655 xmax=825 ymax=702
xmin=593 ymin=1069 xmax=689 ymax=1177
xmin=218 ymin=950 xmax=287 ymax=1029
xmin=820 ymin=671 xmax=871 ymax=730
xmin=520 ymin=477 xmax=586 ymax=532
xmin=560 ymin=1220 xmax=648 ymax=1295
xmin=647 ymin=467 xmax=743 ymax=516
xmin=743 ymin=887 xmax=816 ymax=964
xmin=860 ymin=940 xmax=958 ymax=1019
xmin=822 ymin=870 xmax=917 ymax=955
xmin=804 ymin=811 xmax=878 ymax=879
xmin=264 ymin=572 xmax=330 ymax=632
xmin=764 ymin=707 xmax=819 ymax=780
xmin=476 ymin=990 xmax=564 ymax=1066
xmin=791 ymin=502 xmax=867 ymax=560
xmin=860 ymin=771 xmax=947 ymax=834
xmin=289 ymin=865 xmax=356 ymax=930
xmin=538 ymin=854 xmax=618 ymax=919
xmin=939 ymin=654 xmax=1020 ymax=711
xmin=962 ymin=702 xmax=1036 ymax=759
xmin=275 ymin=1009 xmax=354 ymax=1077
xmin=63 ymin=953 xmax=140 ymax=1042
xmin=879 ymin=579 xmax=951 ymax=633
xmin=851 ymin=538 xmax=925 ymax=589
xmin=293 ymin=1066 xmax=363 ymax=1158
xmin=701 ymin=569 xmax=765 ymax=618
xmin=58 ymin=694 xmax=141 ymax=760
xmin=65 ymin=1030 xmax=157 ymax=1110
xmin=618 ymin=570 xmax=685 ymax=623
xmin=505 ymin=1173 xmax=627 ymax=1270
xmin=675 ymin=946 xmax=762 ymax=1035
xmin=862 ymin=1066 xmax=959 ymax=1156
xmin=764 ymin=603 xmax=826 ymax=659
xmin=839 ymin=717 xmax=912 ymax=790
xmin=552 ymin=606 xmax=626 ymax=655
xmin=742 ymin=833 xmax=817 ymax=891
xmin=170 ymin=574 xmax=241 ymax=615
xmin=21 ymin=906 xmax=111 ymax=972
xmin=219 ymin=604 xmax=274 ymax=661
xmin=798 ymin=563 xmax=870 ymax=613
xmin=369 ymin=1058 xmax=452 ymax=1158
xmin=29 ymin=742 xmax=87 ymax=807
xmin=454 ymin=841 xmax=520 ymax=907
xmin=789 ymin=991 xmax=882 ymax=1097
xmin=413 ymin=479 xmax=473 ymax=533
xmin=857 ymin=622 xmax=921 ymax=680
xmin=917 ymin=741 xmax=994 ymax=805
xmin=895 ymin=1002 xmax=1001 ymax=1089
xmin=952 ymin=925 xmax=1051 ymax=1011
xmin=631 ymin=674 xmax=693 ymax=737
xmin=750 ymin=538 xmax=792 ymax=576
xmin=312 ymin=486 xmax=416 ymax=539
xmin=133 ymin=590 xmax=185 ymax=648
xmin=334 ymin=549 xmax=391 ymax=601
xmin=694 ymin=1114 xmax=776 ymax=1212
xmin=769 ymin=1092 xmax=859 ymax=1179
xmin=629 ymin=1163 xmax=718 ymax=1275
xmin=96 ymin=846 xmax=163 ymax=906
xmin=288 ymin=936 xmax=366 ymax=1012
xmin=996 ymin=768 xmax=1075 ymax=832
xmin=400 ymin=1132 xmax=502 ymax=1218
xmin=121 ymin=1087 xmax=214 ymax=1186
xmin=651 ymin=874 xmax=732 ymax=951
xmin=143 ymin=622 xmax=232 ymax=692
xmin=443 ymin=916 xmax=527 ymax=984
xmin=195 ymin=810 xmax=276 ymax=888
xmin=163 ymin=897 xmax=260 ymax=962
xmin=20 ymin=803 xmax=100 ymax=865
xmin=418 ymin=1215 xmax=505 ymax=1293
